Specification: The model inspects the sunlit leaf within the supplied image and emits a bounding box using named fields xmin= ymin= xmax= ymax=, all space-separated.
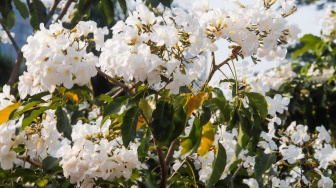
xmin=136 ymin=114 xmax=146 ymax=130
xmin=65 ymin=92 xmax=79 ymax=104
xmin=186 ymin=92 xmax=208 ymax=118
xmin=36 ymin=178 xmax=48 ymax=187
xmin=197 ymin=121 xmax=214 ymax=156
xmin=0 ymin=102 xmax=21 ymax=125
xmin=138 ymin=98 xmax=153 ymax=122
xmin=180 ymin=118 xmax=202 ymax=155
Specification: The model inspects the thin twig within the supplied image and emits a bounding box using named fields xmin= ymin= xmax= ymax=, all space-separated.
xmin=54 ymin=0 xmax=73 ymax=22
xmin=0 ymin=20 xmax=24 ymax=93
xmin=201 ymin=53 xmax=232 ymax=91
xmin=165 ymin=139 xmax=179 ymax=166
xmin=46 ymin=0 xmax=61 ymax=24
xmin=17 ymin=155 xmax=42 ymax=168
xmin=112 ymin=88 xmax=124 ymax=98
xmin=231 ymin=162 xmax=243 ymax=188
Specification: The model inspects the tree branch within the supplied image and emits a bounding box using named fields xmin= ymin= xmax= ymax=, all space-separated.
xmin=0 ymin=20 xmax=24 ymax=94
xmin=165 ymin=139 xmax=179 ymax=166
xmin=54 ymin=0 xmax=73 ymax=22
xmin=96 ymin=67 xmax=136 ymax=96
xmin=201 ymin=53 xmax=232 ymax=91
xmin=17 ymin=155 xmax=42 ymax=168
xmin=157 ymin=146 xmax=168 ymax=188
xmin=46 ymin=0 xmax=61 ymax=24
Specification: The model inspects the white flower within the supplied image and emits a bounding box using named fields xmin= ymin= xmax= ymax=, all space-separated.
xmin=318 ymin=175 xmax=334 ymax=188
xmin=258 ymin=131 xmax=278 ymax=154
xmin=243 ymin=178 xmax=259 ymax=188
xmin=281 ymin=0 xmax=296 ymax=15
xmin=280 ymin=145 xmax=304 ymax=164
xmin=290 ymin=124 xmax=310 ymax=145
xmin=266 ymin=94 xmax=290 ymax=115
xmin=316 ymin=125 xmax=331 ymax=143
xmin=272 ymin=177 xmax=291 ymax=188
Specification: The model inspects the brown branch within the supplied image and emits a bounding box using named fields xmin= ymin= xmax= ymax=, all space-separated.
xmin=46 ymin=0 xmax=61 ymax=24
xmin=96 ymin=67 xmax=136 ymax=96
xmin=17 ymin=155 xmax=42 ymax=168
xmin=0 ymin=20 xmax=24 ymax=94
xmin=165 ymin=139 xmax=179 ymax=166
xmin=54 ymin=0 xmax=73 ymax=22
xmin=201 ymin=53 xmax=232 ymax=91
xmin=157 ymin=146 xmax=168 ymax=188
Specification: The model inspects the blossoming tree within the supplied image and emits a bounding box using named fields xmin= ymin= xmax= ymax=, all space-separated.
xmin=0 ymin=0 xmax=336 ymax=187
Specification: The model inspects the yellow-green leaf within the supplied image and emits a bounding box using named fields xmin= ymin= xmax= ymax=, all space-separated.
xmin=36 ymin=178 xmax=48 ymax=187
xmin=197 ymin=121 xmax=215 ymax=156
xmin=65 ymin=91 xmax=79 ymax=104
xmin=186 ymin=92 xmax=208 ymax=117
xmin=0 ymin=102 xmax=21 ymax=125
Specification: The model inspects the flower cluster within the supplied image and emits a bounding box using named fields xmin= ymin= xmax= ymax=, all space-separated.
xmin=321 ymin=4 xmax=336 ymax=42
xmin=0 ymin=108 xmax=66 ymax=170
xmin=98 ymin=0 xmax=299 ymax=94
xmin=18 ymin=21 xmax=108 ymax=99
xmin=56 ymin=117 xmax=141 ymax=187
xmin=258 ymin=121 xmax=335 ymax=187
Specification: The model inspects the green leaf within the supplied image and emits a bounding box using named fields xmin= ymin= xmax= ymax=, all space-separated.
xmin=2 ymin=10 xmax=15 ymax=29
xmin=245 ymin=92 xmax=268 ymax=120
xmin=98 ymin=0 xmax=114 ymax=26
xmin=168 ymin=105 xmax=187 ymax=143
xmin=0 ymin=0 xmax=13 ymax=19
xmin=22 ymin=106 xmax=49 ymax=129
xmin=55 ymin=107 xmax=72 ymax=141
xmin=206 ymin=142 xmax=226 ymax=188
xmin=151 ymin=100 xmax=174 ymax=144
xmin=293 ymin=34 xmax=322 ymax=59
xmin=121 ymin=106 xmax=140 ymax=147
xmin=138 ymin=98 xmax=153 ymax=122
xmin=13 ymin=0 xmax=29 ymax=19
xmin=255 ymin=149 xmax=276 ymax=184
xmin=29 ymin=0 xmax=47 ymax=30
xmin=180 ymin=117 xmax=202 ymax=155
xmin=42 ymin=156 xmax=61 ymax=171
xmin=103 ymin=96 xmax=127 ymax=116
xmin=10 ymin=100 xmax=44 ymax=120
xmin=118 ymin=0 xmax=127 ymax=15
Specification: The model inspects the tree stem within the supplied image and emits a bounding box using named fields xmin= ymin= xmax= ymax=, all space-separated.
xmin=0 ymin=20 xmax=23 ymax=95
xmin=165 ymin=139 xmax=178 ymax=166
xmin=54 ymin=0 xmax=73 ymax=22
xmin=201 ymin=53 xmax=232 ymax=91
xmin=46 ymin=0 xmax=61 ymax=24
xmin=157 ymin=146 xmax=168 ymax=188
